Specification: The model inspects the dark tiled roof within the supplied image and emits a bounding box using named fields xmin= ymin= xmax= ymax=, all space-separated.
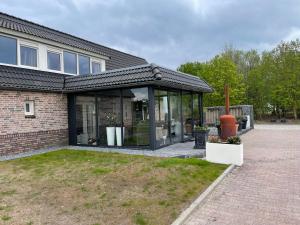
xmin=0 ymin=65 xmax=66 ymax=92
xmin=64 ymin=64 xmax=213 ymax=92
xmin=0 ymin=64 xmax=212 ymax=93
xmin=0 ymin=12 xmax=147 ymax=70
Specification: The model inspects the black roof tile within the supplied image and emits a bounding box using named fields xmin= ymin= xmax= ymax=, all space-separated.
xmin=0 ymin=65 xmax=66 ymax=92
xmin=64 ymin=64 xmax=213 ymax=92
xmin=0 ymin=64 xmax=212 ymax=93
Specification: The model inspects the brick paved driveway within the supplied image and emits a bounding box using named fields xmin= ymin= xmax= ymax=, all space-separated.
xmin=184 ymin=125 xmax=300 ymax=225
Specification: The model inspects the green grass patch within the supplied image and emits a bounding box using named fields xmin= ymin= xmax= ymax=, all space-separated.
xmin=0 ymin=190 xmax=16 ymax=196
xmin=92 ymin=167 xmax=112 ymax=175
xmin=134 ymin=212 xmax=148 ymax=225
xmin=0 ymin=149 xmax=227 ymax=225
xmin=1 ymin=215 xmax=11 ymax=221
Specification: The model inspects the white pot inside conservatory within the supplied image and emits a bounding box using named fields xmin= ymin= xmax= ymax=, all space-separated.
xmin=106 ymin=127 xmax=116 ymax=146
xmin=116 ymin=127 xmax=125 ymax=146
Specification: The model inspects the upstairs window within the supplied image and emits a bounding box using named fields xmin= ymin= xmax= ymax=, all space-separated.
xmin=21 ymin=45 xmax=37 ymax=67
xmin=92 ymin=61 xmax=102 ymax=74
xmin=79 ymin=55 xmax=90 ymax=75
xmin=47 ymin=51 xmax=61 ymax=71
xmin=0 ymin=35 xmax=17 ymax=65
xmin=63 ymin=51 xmax=77 ymax=74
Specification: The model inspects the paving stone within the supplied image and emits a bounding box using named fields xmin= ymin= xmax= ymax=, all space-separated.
xmin=184 ymin=125 xmax=300 ymax=225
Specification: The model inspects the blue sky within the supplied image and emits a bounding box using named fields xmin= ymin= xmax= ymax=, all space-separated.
xmin=1 ymin=0 xmax=300 ymax=69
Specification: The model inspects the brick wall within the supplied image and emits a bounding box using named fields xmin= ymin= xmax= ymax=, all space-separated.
xmin=0 ymin=90 xmax=69 ymax=155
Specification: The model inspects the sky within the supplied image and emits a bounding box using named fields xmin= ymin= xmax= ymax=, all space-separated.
xmin=1 ymin=0 xmax=300 ymax=69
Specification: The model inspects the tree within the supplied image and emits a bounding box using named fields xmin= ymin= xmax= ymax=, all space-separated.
xmin=269 ymin=40 xmax=300 ymax=119
xmin=178 ymin=39 xmax=300 ymax=120
xmin=178 ymin=55 xmax=246 ymax=107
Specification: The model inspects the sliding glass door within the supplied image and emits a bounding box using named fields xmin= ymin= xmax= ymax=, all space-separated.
xmin=76 ymin=96 xmax=97 ymax=145
xmin=97 ymin=90 xmax=121 ymax=146
xmin=123 ymin=87 xmax=150 ymax=146
xmin=155 ymin=90 xmax=170 ymax=147
xmin=169 ymin=91 xmax=182 ymax=143
xmin=182 ymin=91 xmax=193 ymax=140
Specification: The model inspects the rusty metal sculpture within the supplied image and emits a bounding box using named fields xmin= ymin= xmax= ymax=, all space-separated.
xmin=219 ymin=84 xmax=237 ymax=140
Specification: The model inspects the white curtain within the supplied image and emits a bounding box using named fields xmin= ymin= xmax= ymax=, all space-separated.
xmin=21 ymin=46 xmax=37 ymax=67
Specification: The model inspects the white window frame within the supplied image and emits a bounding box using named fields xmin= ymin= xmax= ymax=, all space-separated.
xmin=18 ymin=40 xmax=39 ymax=69
xmin=91 ymin=59 xmax=102 ymax=74
xmin=0 ymin=32 xmax=107 ymax=74
xmin=24 ymin=100 xmax=35 ymax=116
xmin=47 ymin=48 xmax=62 ymax=72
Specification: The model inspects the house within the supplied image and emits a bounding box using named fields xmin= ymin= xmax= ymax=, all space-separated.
xmin=0 ymin=12 xmax=212 ymax=155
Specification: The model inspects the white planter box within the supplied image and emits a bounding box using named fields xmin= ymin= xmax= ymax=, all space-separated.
xmin=106 ymin=127 xmax=116 ymax=146
xmin=206 ymin=142 xmax=243 ymax=166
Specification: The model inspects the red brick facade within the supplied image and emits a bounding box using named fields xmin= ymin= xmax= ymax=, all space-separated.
xmin=0 ymin=90 xmax=68 ymax=155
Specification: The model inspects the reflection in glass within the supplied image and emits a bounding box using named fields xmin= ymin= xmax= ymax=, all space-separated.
xmin=169 ymin=91 xmax=182 ymax=143
xmin=79 ymin=55 xmax=90 ymax=75
xmin=64 ymin=51 xmax=77 ymax=74
xmin=193 ymin=94 xmax=200 ymax=127
xmin=155 ymin=90 xmax=170 ymax=147
xmin=0 ymin=35 xmax=17 ymax=65
xmin=123 ymin=88 xmax=149 ymax=146
xmin=76 ymin=96 xmax=97 ymax=145
xmin=97 ymin=90 xmax=121 ymax=146
xmin=182 ymin=92 xmax=193 ymax=140
xmin=47 ymin=51 xmax=61 ymax=71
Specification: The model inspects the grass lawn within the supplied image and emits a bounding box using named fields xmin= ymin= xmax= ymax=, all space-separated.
xmin=0 ymin=150 xmax=227 ymax=225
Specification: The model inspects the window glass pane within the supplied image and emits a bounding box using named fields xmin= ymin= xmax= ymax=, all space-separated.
xmin=47 ymin=51 xmax=61 ymax=71
xmin=76 ymin=96 xmax=97 ymax=145
xmin=170 ymin=91 xmax=182 ymax=143
xmin=123 ymin=88 xmax=149 ymax=146
xmin=21 ymin=46 xmax=37 ymax=67
xmin=155 ymin=90 xmax=170 ymax=147
xmin=92 ymin=61 xmax=101 ymax=74
xmin=193 ymin=94 xmax=200 ymax=126
xmin=63 ymin=51 xmax=77 ymax=74
xmin=182 ymin=92 xmax=193 ymax=139
xmin=25 ymin=103 xmax=30 ymax=112
xmin=0 ymin=35 xmax=17 ymax=65
xmin=79 ymin=55 xmax=90 ymax=75
xmin=97 ymin=90 xmax=121 ymax=146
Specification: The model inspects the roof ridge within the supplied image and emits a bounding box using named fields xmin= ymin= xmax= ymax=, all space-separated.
xmin=0 ymin=11 xmax=147 ymax=61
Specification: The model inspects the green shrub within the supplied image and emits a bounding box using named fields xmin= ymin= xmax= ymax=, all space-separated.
xmin=227 ymin=136 xmax=241 ymax=145
xmin=194 ymin=125 xmax=208 ymax=131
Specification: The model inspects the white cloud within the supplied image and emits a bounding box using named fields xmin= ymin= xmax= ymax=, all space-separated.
xmin=1 ymin=0 xmax=300 ymax=69
xmin=283 ymin=27 xmax=300 ymax=41
xmin=182 ymin=0 xmax=235 ymax=17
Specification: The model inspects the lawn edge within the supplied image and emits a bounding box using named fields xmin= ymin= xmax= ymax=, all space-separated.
xmin=171 ymin=164 xmax=236 ymax=225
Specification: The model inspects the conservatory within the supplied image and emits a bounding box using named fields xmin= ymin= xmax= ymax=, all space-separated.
xmin=66 ymin=64 xmax=212 ymax=150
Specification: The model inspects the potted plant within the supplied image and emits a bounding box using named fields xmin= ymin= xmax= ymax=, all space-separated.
xmin=105 ymin=112 xmax=116 ymax=146
xmin=194 ymin=126 xmax=209 ymax=149
xmin=206 ymin=135 xmax=243 ymax=166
